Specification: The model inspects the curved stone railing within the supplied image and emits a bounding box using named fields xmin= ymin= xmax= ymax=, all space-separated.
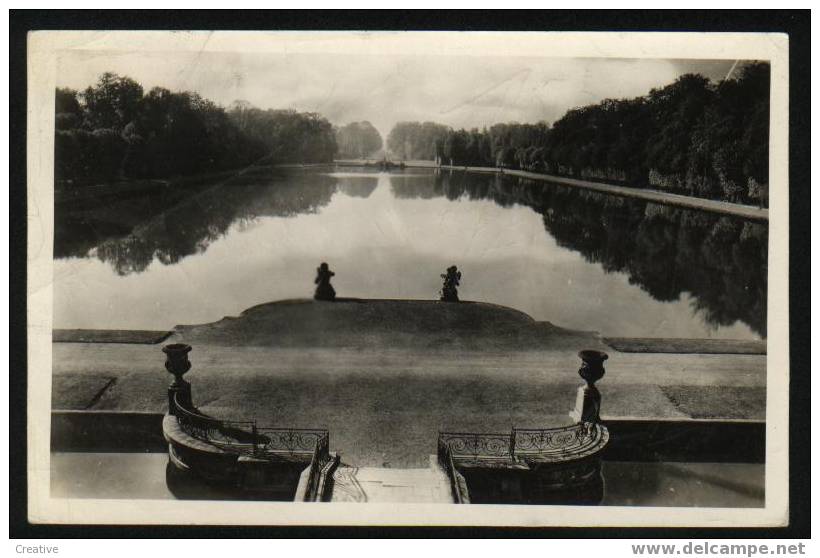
xmin=162 ymin=343 xmax=336 ymax=500
xmin=173 ymin=393 xmax=259 ymax=453
xmin=511 ymin=423 xmax=609 ymax=463
xmin=438 ymin=423 xmax=609 ymax=468
xmin=436 ymin=349 xmax=611 ymax=505
xmin=437 ymin=423 xmax=609 ymax=504
xmin=173 ymin=392 xmax=329 ymax=462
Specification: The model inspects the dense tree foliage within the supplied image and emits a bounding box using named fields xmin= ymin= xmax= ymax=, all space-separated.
xmin=55 ymin=73 xmax=337 ymax=186
xmin=389 ymin=63 xmax=770 ymax=205
xmin=386 ymin=122 xmax=450 ymax=160
xmin=227 ymin=101 xmax=336 ymax=166
xmin=335 ymin=121 xmax=383 ymax=158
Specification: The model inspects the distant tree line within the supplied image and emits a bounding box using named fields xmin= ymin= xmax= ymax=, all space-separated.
xmin=334 ymin=121 xmax=383 ymax=159
xmin=386 ymin=122 xmax=451 ymax=161
xmin=55 ymin=73 xmax=337 ymax=186
xmin=387 ymin=63 xmax=770 ymax=205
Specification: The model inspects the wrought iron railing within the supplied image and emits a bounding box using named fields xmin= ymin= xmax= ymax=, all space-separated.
xmin=254 ymin=428 xmax=328 ymax=457
xmin=437 ymin=431 xmax=514 ymax=464
xmin=511 ymin=424 xmax=608 ymax=462
xmin=172 ymin=392 xmax=328 ymax=462
xmin=439 ymin=423 xmax=609 ymax=467
xmin=174 ymin=394 xmax=258 ymax=452
xmin=436 ymin=437 xmax=471 ymax=504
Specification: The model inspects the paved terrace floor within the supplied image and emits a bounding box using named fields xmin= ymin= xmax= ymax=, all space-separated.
xmin=52 ymin=299 xmax=766 ymax=468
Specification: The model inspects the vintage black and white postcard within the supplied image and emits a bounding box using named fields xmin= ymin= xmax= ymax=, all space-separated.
xmin=26 ymin=30 xmax=790 ymax=527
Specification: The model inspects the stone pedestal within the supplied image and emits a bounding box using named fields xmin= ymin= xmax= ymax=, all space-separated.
xmin=163 ymin=343 xmax=192 ymax=415
xmin=570 ymin=349 xmax=608 ymax=424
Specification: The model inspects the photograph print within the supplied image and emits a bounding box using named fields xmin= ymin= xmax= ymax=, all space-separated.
xmin=26 ymin=30 xmax=789 ymax=527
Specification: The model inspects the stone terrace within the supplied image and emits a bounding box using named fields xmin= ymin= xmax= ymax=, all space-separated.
xmin=52 ymin=299 xmax=766 ymax=468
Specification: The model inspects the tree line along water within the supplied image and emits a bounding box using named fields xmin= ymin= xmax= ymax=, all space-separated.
xmin=55 ymin=63 xmax=769 ymax=207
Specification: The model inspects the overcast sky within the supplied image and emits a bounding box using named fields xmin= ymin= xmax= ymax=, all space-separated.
xmin=56 ymin=49 xmax=738 ymax=139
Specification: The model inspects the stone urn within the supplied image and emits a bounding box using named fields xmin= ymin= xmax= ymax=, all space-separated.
xmin=163 ymin=343 xmax=192 ymax=385
xmin=572 ymin=349 xmax=608 ymax=424
xmin=163 ymin=343 xmax=192 ymax=414
xmin=577 ymin=349 xmax=607 ymax=387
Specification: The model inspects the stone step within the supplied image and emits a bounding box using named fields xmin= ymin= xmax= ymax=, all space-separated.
xmin=329 ymin=457 xmax=452 ymax=503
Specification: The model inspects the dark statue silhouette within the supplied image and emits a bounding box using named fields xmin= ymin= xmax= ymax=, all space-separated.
xmin=440 ymin=265 xmax=462 ymax=302
xmin=314 ymin=262 xmax=336 ymax=301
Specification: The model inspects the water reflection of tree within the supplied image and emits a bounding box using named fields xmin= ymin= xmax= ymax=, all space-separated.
xmin=59 ymin=170 xmax=339 ymax=276
xmin=336 ymin=176 xmax=379 ymax=198
xmin=56 ymin=168 xmax=767 ymax=337
xmin=411 ymin=171 xmax=767 ymax=337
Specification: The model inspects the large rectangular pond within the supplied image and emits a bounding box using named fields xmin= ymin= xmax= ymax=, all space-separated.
xmin=54 ymin=167 xmax=767 ymax=339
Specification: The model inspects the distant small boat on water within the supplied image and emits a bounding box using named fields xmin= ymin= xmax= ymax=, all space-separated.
xmin=378 ymin=159 xmax=405 ymax=171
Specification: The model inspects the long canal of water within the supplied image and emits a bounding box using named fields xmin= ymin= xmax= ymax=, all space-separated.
xmin=54 ymin=167 xmax=767 ymax=339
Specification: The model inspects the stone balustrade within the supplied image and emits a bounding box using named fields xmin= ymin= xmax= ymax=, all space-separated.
xmin=437 ymin=349 xmax=610 ymax=504
xmin=162 ymin=343 xmax=337 ymax=500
